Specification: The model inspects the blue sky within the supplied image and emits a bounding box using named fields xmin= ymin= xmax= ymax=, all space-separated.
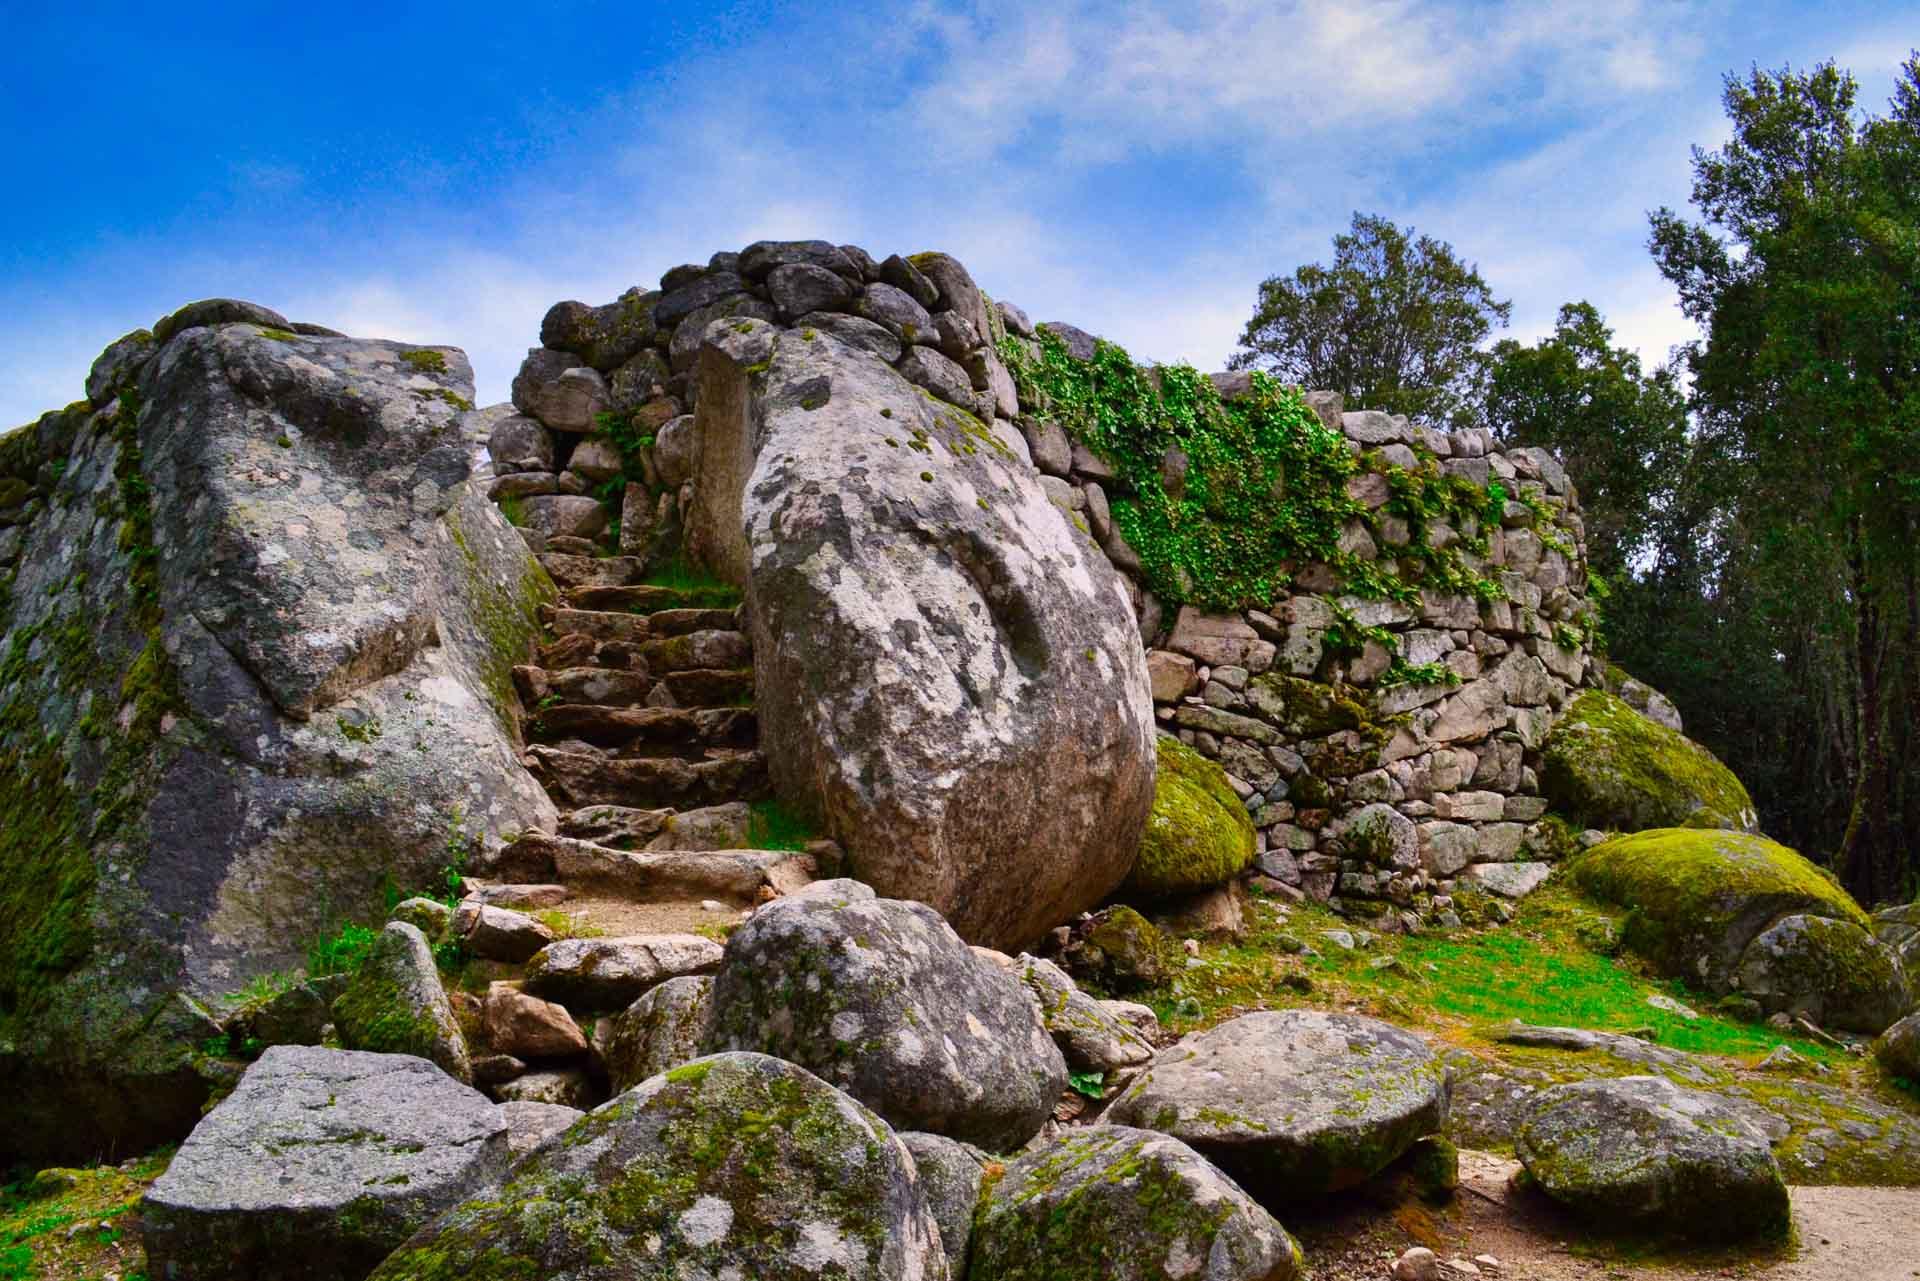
xmin=3 ymin=1 xmax=1914 ymax=428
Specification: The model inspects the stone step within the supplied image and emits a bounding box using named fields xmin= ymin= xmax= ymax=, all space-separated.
xmin=645 ymin=608 xmax=742 ymax=637
xmin=659 ymin=668 xmax=755 ymax=706
xmin=560 ymin=801 xmax=752 ymax=852
xmin=639 ymin=630 xmax=753 ymax=674
xmin=532 ymin=705 xmax=755 ymax=750
xmin=535 ymin=632 xmax=599 ymax=670
xmin=566 ymin=583 xmax=742 ymax=615
xmin=544 ymin=667 xmax=655 ymax=707
xmin=527 ymin=745 xmax=767 ymax=809
xmin=537 ymin=553 xmax=644 ymax=590
xmin=484 ymin=831 xmax=812 ymax=902
xmin=549 ymin=608 xmax=652 ymax=645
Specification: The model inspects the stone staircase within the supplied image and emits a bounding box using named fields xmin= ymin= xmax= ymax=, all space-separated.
xmin=454 ymin=550 xmax=816 ymax=1009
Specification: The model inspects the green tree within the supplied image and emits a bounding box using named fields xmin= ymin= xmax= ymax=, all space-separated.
xmin=1648 ymin=55 xmax=1920 ymax=903
xmin=1485 ymin=302 xmax=1691 ymax=581
xmin=1231 ymin=213 xmax=1512 ymax=429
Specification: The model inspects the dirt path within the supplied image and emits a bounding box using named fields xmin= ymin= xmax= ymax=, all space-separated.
xmin=1289 ymin=1150 xmax=1920 ymax=1280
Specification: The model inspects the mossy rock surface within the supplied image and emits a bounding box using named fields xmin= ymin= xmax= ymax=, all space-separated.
xmin=970 ymin=1125 xmax=1303 ymax=1281
xmin=1106 ymin=1009 xmax=1449 ymax=1201
xmin=1735 ymin=912 xmax=1912 ymax=1034
xmin=334 ymin=922 xmax=472 ymax=1083
xmin=1515 ymin=1075 xmax=1788 ymax=1243
xmin=1569 ymin=829 xmax=1872 ymax=992
xmin=1542 ymin=690 xmax=1756 ymax=833
xmin=1125 ymin=736 xmax=1255 ymax=898
xmin=1063 ymin=905 xmax=1178 ymax=994
xmin=368 ymin=1052 xmax=947 ymax=1281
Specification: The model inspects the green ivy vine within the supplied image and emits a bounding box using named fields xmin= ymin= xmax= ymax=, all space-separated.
xmin=997 ymin=328 xmax=1515 ymax=614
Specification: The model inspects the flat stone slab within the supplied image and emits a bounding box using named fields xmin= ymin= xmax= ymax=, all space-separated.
xmin=523 ymin=933 xmax=724 ymax=1010
xmin=1106 ymin=1009 xmax=1449 ymax=1199
xmin=141 ymin=1046 xmax=511 ymax=1281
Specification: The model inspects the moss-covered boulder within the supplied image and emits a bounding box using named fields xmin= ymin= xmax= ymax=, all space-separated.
xmin=1877 ymin=1010 xmax=1920 ymax=1080
xmin=1060 ymin=905 xmax=1178 ymax=993
xmin=1736 ymin=913 xmax=1912 ymax=1033
xmin=1515 ymin=1075 xmax=1789 ymax=1242
xmin=603 ymin=975 xmax=714 ymax=1094
xmin=970 ymin=1126 xmax=1304 ymax=1281
xmin=1124 ymin=737 xmax=1256 ymax=899
xmin=369 ymin=1052 xmax=948 ymax=1281
xmin=1106 ymin=1010 xmax=1449 ymax=1201
xmin=1571 ymin=829 xmax=1869 ymax=987
xmin=333 ymin=923 xmax=471 ymax=1084
xmin=1542 ymin=690 xmax=1756 ymax=833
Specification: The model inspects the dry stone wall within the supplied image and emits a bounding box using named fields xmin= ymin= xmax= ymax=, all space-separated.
xmin=491 ymin=240 xmax=1606 ymax=932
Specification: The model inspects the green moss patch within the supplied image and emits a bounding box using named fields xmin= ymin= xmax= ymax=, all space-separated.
xmin=1542 ymin=689 xmax=1755 ymax=833
xmin=0 ymin=1147 xmax=172 ymax=1280
xmin=1124 ymin=737 xmax=1255 ymax=898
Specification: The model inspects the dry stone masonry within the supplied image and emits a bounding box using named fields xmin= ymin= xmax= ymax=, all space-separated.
xmin=488 ymin=239 xmax=1610 ymax=937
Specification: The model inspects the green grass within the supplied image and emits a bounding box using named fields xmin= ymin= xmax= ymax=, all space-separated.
xmin=745 ymin=799 xmax=815 ymax=852
xmin=0 ymin=1148 xmax=170 ymax=1281
xmin=637 ymin=553 xmax=743 ymax=608
xmin=306 ymin=921 xmax=379 ymax=978
xmin=1143 ymin=882 xmax=1844 ymax=1065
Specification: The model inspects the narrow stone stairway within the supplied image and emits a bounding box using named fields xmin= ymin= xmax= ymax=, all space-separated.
xmin=462 ymin=550 xmax=814 ymax=977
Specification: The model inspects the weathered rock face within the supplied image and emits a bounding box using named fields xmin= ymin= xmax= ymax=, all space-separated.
xmin=1879 ymin=1010 xmax=1920 ymax=1079
xmin=369 ymin=1052 xmax=950 ymax=1281
xmin=1106 ymin=1009 xmax=1450 ymax=1200
xmin=1571 ymin=828 xmax=1908 ymax=1030
xmin=704 ymin=887 xmax=1067 ymax=1150
xmin=1015 ymin=953 xmax=1156 ymax=1074
xmin=971 ymin=1126 xmax=1304 ymax=1281
xmin=603 ymin=974 xmax=714 ymax=1093
xmin=689 ymin=316 xmax=1155 ymax=949
xmin=1515 ymin=1075 xmax=1790 ymax=1242
xmin=140 ymin=1046 xmax=513 ymax=1281
xmin=899 ymin=1131 xmax=990 ymax=1279
xmin=1542 ymin=690 xmax=1757 ymax=833
xmin=0 ymin=306 xmax=554 ymax=1162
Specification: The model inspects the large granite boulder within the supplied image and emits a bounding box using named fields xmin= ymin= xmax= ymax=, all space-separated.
xmin=704 ymin=886 xmax=1067 ymax=1150
xmin=0 ymin=310 xmax=554 ymax=1162
xmin=971 ymin=1126 xmax=1304 ymax=1281
xmin=1515 ymin=1076 xmax=1790 ymax=1242
xmin=1878 ymin=1010 xmax=1920 ymax=1079
xmin=1124 ymin=735 xmax=1256 ymax=898
xmin=140 ymin=1046 xmax=512 ymax=1281
xmin=603 ymin=974 xmax=714 ymax=1093
xmin=686 ymin=317 xmax=1155 ymax=950
xmin=334 ymin=922 xmax=472 ymax=1082
xmin=1543 ymin=690 xmax=1757 ymax=833
xmin=369 ymin=1052 xmax=950 ymax=1281
xmin=1106 ymin=1010 xmax=1450 ymax=1200
xmin=1571 ymin=829 xmax=1905 ymax=1029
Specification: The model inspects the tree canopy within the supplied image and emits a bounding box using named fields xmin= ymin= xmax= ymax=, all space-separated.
xmin=1231 ymin=213 xmax=1511 ymax=429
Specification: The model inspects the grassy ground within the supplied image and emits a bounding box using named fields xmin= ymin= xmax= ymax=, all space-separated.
xmin=1147 ymin=881 xmax=1847 ymax=1066
xmin=1 ymin=1150 xmax=170 ymax=1281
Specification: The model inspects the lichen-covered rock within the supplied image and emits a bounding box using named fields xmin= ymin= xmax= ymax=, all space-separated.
xmin=970 ymin=1126 xmax=1304 ymax=1281
xmin=900 ymin=1131 xmax=990 ymax=1279
xmin=1015 ymin=954 xmax=1155 ymax=1074
xmin=604 ymin=974 xmax=714 ymax=1093
xmin=1515 ymin=1075 xmax=1789 ymax=1242
xmin=0 ymin=312 xmax=554 ymax=1162
xmin=688 ymin=316 xmax=1155 ymax=950
xmin=494 ymin=1099 xmax=583 ymax=1159
xmin=1542 ymin=690 xmax=1757 ymax=833
xmin=704 ymin=889 xmax=1067 ymax=1150
xmin=334 ymin=923 xmax=472 ymax=1083
xmin=368 ymin=1052 xmax=949 ymax=1281
xmin=1877 ymin=1010 xmax=1920 ymax=1079
xmin=1106 ymin=1010 xmax=1450 ymax=1200
xmin=141 ymin=1046 xmax=511 ymax=1281
xmin=1062 ymin=904 xmax=1177 ymax=993
xmin=1735 ymin=913 xmax=1911 ymax=1033
xmin=1571 ymin=829 xmax=1877 ymax=996
xmin=1126 ymin=736 xmax=1256 ymax=898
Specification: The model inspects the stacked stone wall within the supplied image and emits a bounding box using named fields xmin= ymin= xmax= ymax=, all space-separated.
xmin=492 ymin=240 xmax=1603 ymax=929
